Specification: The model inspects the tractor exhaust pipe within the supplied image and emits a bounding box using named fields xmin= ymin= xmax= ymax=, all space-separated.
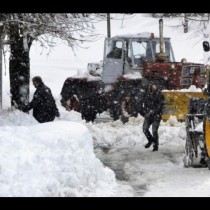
xmin=155 ymin=19 xmax=169 ymax=62
xmin=159 ymin=19 xmax=164 ymax=54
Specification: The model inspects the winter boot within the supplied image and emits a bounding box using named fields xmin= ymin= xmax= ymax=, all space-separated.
xmin=145 ymin=142 xmax=152 ymax=148
xmin=152 ymin=145 xmax=158 ymax=151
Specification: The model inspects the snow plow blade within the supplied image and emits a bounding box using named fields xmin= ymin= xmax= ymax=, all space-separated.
xmin=162 ymin=92 xmax=208 ymax=121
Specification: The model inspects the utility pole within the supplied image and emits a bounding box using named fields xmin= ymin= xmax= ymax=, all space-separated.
xmin=107 ymin=13 xmax=111 ymax=38
xmin=184 ymin=13 xmax=188 ymax=33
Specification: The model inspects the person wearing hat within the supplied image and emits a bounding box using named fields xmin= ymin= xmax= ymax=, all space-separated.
xmin=22 ymin=76 xmax=60 ymax=123
xmin=141 ymin=84 xmax=164 ymax=151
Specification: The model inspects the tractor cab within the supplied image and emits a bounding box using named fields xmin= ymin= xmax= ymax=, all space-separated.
xmin=102 ymin=33 xmax=175 ymax=84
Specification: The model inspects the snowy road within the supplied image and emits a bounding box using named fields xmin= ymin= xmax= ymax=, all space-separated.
xmin=88 ymin=115 xmax=210 ymax=197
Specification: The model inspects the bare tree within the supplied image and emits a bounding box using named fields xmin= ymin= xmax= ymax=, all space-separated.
xmin=151 ymin=13 xmax=210 ymax=33
xmin=0 ymin=13 xmax=105 ymax=109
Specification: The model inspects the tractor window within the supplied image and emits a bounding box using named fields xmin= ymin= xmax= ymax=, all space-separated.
xmin=105 ymin=40 xmax=123 ymax=59
xmin=156 ymin=42 xmax=165 ymax=53
xmin=131 ymin=41 xmax=147 ymax=58
xmin=154 ymin=41 xmax=175 ymax=62
xmin=128 ymin=41 xmax=151 ymax=68
xmin=200 ymin=65 xmax=205 ymax=75
xmin=182 ymin=66 xmax=194 ymax=77
xmin=182 ymin=66 xmax=202 ymax=77
xmin=165 ymin=42 xmax=175 ymax=62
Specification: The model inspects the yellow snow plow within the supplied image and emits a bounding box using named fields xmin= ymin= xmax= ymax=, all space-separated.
xmin=162 ymin=91 xmax=208 ymax=121
xmin=182 ymin=40 xmax=210 ymax=168
xmin=162 ymin=66 xmax=210 ymax=121
xmin=183 ymin=96 xmax=210 ymax=169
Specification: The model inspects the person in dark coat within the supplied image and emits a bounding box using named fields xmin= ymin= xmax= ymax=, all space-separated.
xmin=22 ymin=76 xmax=60 ymax=123
xmin=141 ymin=84 xmax=164 ymax=151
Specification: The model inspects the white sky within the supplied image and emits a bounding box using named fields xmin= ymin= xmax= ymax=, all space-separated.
xmin=1 ymin=13 xmax=210 ymax=197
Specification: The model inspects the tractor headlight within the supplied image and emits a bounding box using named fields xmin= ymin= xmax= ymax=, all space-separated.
xmin=171 ymin=64 xmax=175 ymax=69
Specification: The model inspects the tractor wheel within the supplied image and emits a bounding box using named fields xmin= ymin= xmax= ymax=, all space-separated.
xmin=109 ymin=96 xmax=120 ymax=121
xmin=120 ymin=95 xmax=135 ymax=124
xmin=110 ymin=105 xmax=120 ymax=121
xmin=65 ymin=95 xmax=80 ymax=112
xmin=183 ymin=134 xmax=203 ymax=167
xmin=146 ymin=78 xmax=167 ymax=90
xmin=183 ymin=132 xmax=194 ymax=167
xmin=183 ymin=117 xmax=198 ymax=167
xmin=80 ymin=97 xmax=99 ymax=123
xmin=183 ymin=117 xmax=207 ymax=168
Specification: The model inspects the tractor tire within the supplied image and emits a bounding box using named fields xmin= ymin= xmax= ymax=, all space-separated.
xmin=119 ymin=95 xmax=134 ymax=124
xmin=183 ymin=134 xmax=205 ymax=168
xmin=121 ymin=115 xmax=129 ymax=124
xmin=64 ymin=95 xmax=80 ymax=112
xmin=110 ymin=104 xmax=120 ymax=121
xmin=184 ymin=116 xmax=208 ymax=168
xmin=80 ymin=98 xmax=97 ymax=123
xmin=183 ymin=135 xmax=195 ymax=167
xmin=183 ymin=117 xmax=200 ymax=167
xmin=146 ymin=78 xmax=167 ymax=90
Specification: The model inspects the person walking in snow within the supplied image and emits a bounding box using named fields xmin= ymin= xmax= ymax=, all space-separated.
xmin=22 ymin=76 xmax=60 ymax=123
xmin=141 ymin=84 xmax=164 ymax=151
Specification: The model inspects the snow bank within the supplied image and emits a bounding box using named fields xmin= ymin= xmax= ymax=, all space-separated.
xmin=0 ymin=120 xmax=124 ymax=197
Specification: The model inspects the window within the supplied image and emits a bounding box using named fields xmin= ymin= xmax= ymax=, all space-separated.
xmin=182 ymin=66 xmax=200 ymax=77
xmin=105 ymin=40 xmax=123 ymax=59
xmin=128 ymin=41 xmax=151 ymax=68
xmin=153 ymin=41 xmax=175 ymax=62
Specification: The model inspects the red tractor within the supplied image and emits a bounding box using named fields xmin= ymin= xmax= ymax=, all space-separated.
xmin=60 ymin=19 xmax=207 ymax=123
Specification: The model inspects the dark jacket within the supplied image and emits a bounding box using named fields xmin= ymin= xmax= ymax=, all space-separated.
xmin=141 ymin=88 xmax=164 ymax=118
xmin=23 ymin=82 xmax=60 ymax=123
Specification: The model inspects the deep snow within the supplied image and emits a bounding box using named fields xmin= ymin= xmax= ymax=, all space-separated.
xmin=1 ymin=13 xmax=210 ymax=197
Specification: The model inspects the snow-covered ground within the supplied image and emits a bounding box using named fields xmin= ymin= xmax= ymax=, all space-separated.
xmin=1 ymin=13 xmax=210 ymax=197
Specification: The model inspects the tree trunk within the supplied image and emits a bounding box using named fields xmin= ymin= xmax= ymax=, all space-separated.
xmin=9 ymin=24 xmax=32 ymax=109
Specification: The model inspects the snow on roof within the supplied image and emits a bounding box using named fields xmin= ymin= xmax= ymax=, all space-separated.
xmin=114 ymin=32 xmax=170 ymax=40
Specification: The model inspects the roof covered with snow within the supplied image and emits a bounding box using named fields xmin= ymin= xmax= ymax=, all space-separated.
xmin=113 ymin=32 xmax=171 ymax=40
